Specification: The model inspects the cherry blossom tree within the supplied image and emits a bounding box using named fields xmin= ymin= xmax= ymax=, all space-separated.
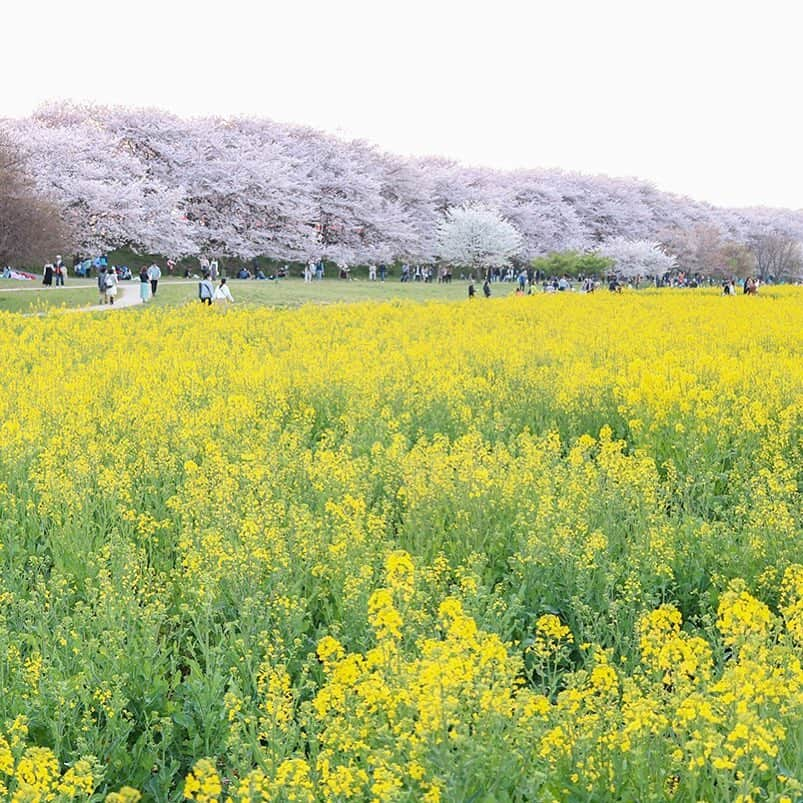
xmin=6 ymin=102 xmax=803 ymax=270
xmin=8 ymin=104 xmax=194 ymax=257
xmin=597 ymin=237 xmax=677 ymax=279
xmin=495 ymin=172 xmax=589 ymax=257
xmin=437 ymin=204 xmax=523 ymax=274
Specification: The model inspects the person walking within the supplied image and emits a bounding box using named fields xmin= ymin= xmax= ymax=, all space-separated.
xmin=213 ymin=277 xmax=234 ymax=304
xmin=369 ymin=264 xmax=377 ymax=281
xmin=147 ymin=263 xmax=162 ymax=296
xmin=105 ymin=267 xmax=118 ymax=305
xmin=139 ymin=266 xmax=151 ymax=303
xmin=54 ymin=256 xmax=65 ymax=286
xmin=198 ymin=272 xmax=215 ymax=305
xmin=97 ymin=268 xmax=108 ymax=304
xmin=43 ymin=263 xmax=54 ymax=287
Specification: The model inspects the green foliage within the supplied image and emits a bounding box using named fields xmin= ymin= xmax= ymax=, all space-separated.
xmin=531 ymin=250 xmax=614 ymax=278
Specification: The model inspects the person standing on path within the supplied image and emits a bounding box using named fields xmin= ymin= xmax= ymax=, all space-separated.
xmin=139 ymin=266 xmax=151 ymax=303
xmin=147 ymin=263 xmax=162 ymax=296
xmin=54 ymin=264 xmax=64 ymax=286
xmin=54 ymin=255 xmax=65 ymax=286
xmin=97 ymin=268 xmax=108 ymax=304
xmin=105 ymin=267 xmax=118 ymax=305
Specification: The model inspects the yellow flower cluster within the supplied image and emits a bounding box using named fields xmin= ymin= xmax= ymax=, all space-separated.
xmin=0 ymin=288 xmax=800 ymax=799
xmin=0 ymin=719 xmax=98 ymax=800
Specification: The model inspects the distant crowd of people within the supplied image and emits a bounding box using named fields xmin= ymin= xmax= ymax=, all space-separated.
xmin=10 ymin=254 xmax=777 ymax=309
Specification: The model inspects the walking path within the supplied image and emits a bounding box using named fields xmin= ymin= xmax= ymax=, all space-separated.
xmin=1 ymin=283 xmax=142 ymax=314
xmin=78 ymin=285 xmax=142 ymax=312
xmin=1 ymin=280 xmax=195 ymax=312
xmin=0 ymin=282 xmax=97 ymax=291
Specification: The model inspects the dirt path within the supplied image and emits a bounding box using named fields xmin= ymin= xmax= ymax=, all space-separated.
xmin=1 ymin=282 xmax=144 ymax=315
xmin=77 ymin=284 xmax=143 ymax=312
xmin=1 ymin=281 xmax=197 ymax=312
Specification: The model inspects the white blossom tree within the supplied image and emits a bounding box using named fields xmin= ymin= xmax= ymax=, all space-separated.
xmin=437 ymin=204 xmax=523 ymax=275
xmin=597 ymin=237 xmax=677 ymax=279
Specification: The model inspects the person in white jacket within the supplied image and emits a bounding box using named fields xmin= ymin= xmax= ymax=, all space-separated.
xmin=213 ymin=277 xmax=234 ymax=304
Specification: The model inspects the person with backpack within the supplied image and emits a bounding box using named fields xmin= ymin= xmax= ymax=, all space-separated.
xmin=198 ymin=272 xmax=215 ymax=305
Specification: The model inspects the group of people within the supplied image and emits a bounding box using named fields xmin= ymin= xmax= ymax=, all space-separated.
xmin=303 ymin=259 xmax=327 ymax=281
xmin=91 ymin=262 xmax=161 ymax=305
xmin=27 ymin=252 xmax=771 ymax=309
xmin=42 ymin=256 xmax=67 ymax=287
xmin=198 ymin=272 xmax=235 ymax=305
xmin=722 ymin=276 xmax=760 ymax=295
xmin=237 ymin=265 xmax=287 ymax=280
xmin=367 ymin=264 xmax=388 ymax=281
xmin=138 ymin=264 xmax=162 ymax=302
xmin=400 ymin=264 xmax=436 ymax=282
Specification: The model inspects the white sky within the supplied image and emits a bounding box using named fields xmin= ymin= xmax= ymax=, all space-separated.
xmin=5 ymin=0 xmax=802 ymax=209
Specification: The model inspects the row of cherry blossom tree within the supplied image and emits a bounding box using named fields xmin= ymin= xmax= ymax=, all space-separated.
xmin=3 ymin=102 xmax=802 ymax=279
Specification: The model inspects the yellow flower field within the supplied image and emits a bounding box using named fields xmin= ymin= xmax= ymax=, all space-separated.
xmin=0 ymin=287 xmax=801 ymax=802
